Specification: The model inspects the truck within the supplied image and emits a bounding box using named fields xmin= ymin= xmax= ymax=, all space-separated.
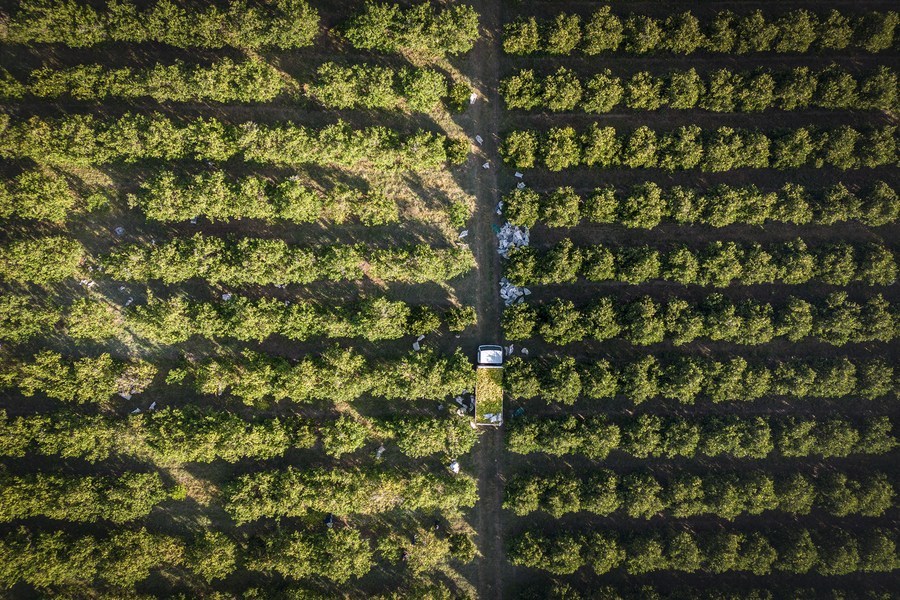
xmin=475 ymin=345 xmax=503 ymax=426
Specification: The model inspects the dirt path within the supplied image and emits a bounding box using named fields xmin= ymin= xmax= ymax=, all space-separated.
xmin=458 ymin=0 xmax=505 ymax=598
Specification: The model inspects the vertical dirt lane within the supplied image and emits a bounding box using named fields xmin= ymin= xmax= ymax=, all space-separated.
xmin=466 ymin=0 xmax=505 ymax=598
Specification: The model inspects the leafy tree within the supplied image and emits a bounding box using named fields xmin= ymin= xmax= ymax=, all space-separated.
xmin=342 ymin=1 xmax=479 ymax=57
xmin=0 ymin=236 xmax=83 ymax=283
xmin=187 ymin=531 xmax=237 ymax=583
xmin=504 ymin=17 xmax=540 ymax=54
xmin=818 ymin=9 xmax=853 ymax=49
xmin=542 ymin=126 xmax=581 ymax=171
xmin=5 ymin=0 xmax=319 ymax=49
xmin=581 ymin=123 xmax=620 ymax=167
xmin=248 ymin=528 xmax=373 ymax=583
xmin=0 ymin=472 xmax=168 ymax=523
xmin=320 ymin=416 xmax=368 ymax=458
xmin=623 ymin=15 xmax=663 ymax=54
xmin=625 ymin=72 xmax=664 ymax=110
xmin=620 ymin=126 xmax=657 ymax=168
xmin=663 ymin=12 xmax=704 ymax=54
xmin=542 ymin=67 xmax=582 ymax=111
xmin=541 ymin=187 xmax=581 ymax=228
xmin=583 ymin=70 xmax=623 ymax=112
xmin=583 ymin=7 xmax=623 ymax=54
xmin=545 ymin=14 xmax=582 ymax=55
xmin=775 ymin=9 xmax=819 ymax=52
xmin=500 ymin=70 xmax=540 ymax=110
xmin=735 ymin=10 xmax=777 ymax=53
xmin=668 ymin=68 xmax=703 ymax=109
xmin=501 ymin=130 xmax=539 ymax=168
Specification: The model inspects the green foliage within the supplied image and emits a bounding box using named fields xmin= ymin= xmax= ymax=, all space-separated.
xmin=127 ymin=295 xmax=453 ymax=344
xmin=0 ymin=169 xmax=82 ymax=222
xmin=503 ymin=181 xmax=898 ymax=228
xmin=386 ymin=415 xmax=478 ymax=458
xmin=4 ymin=350 xmax=156 ymax=403
xmin=21 ymin=58 xmax=285 ymax=102
xmin=503 ymin=16 xmax=540 ymax=54
xmin=0 ymin=410 xmax=118 ymax=462
xmin=545 ymin=14 xmax=582 ymax=55
xmin=138 ymin=406 xmax=312 ymax=463
xmin=187 ymin=531 xmax=237 ymax=583
xmin=3 ymin=0 xmax=319 ymax=48
xmin=509 ymin=527 xmax=897 ymax=576
xmin=0 ymin=527 xmax=185 ymax=589
xmin=506 ymin=238 xmax=896 ymax=287
xmin=503 ymin=65 xmax=898 ymax=113
xmin=505 ymin=469 xmax=893 ymax=520
xmin=0 ymin=236 xmax=83 ymax=283
xmin=224 ymin=467 xmax=477 ymax=523
xmin=101 ymin=234 xmax=473 ymax=285
xmin=0 ymin=295 xmax=60 ymax=342
xmin=0 ymin=472 xmax=168 ymax=523
xmin=343 ymin=1 xmax=479 ymax=57
xmin=501 ymin=125 xmax=896 ymax=172
xmin=446 ymin=305 xmax=477 ymax=333
xmin=309 ymin=62 xmax=449 ymax=112
xmin=507 ymin=293 xmax=897 ymax=347
xmin=542 ymin=126 xmax=581 ymax=171
xmin=320 ymin=416 xmax=369 ymax=458
xmin=247 ymin=528 xmax=372 ymax=583
xmin=503 ymin=8 xmax=897 ymax=56
xmin=175 ymin=346 xmax=474 ymax=405
xmin=131 ymin=170 xmax=399 ymax=225
xmin=507 ymin=414 xmax=894 ymax=460
xmin=500 ymin=130 xmax=539 ymax=169
xmin=0 ymin=114 xmax=457 ymax=171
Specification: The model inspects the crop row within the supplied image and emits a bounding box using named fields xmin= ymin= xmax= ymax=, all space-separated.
xmin=507 ymin=238 xmax=896 ymax=288
xmin=0 ymin=114 xmax=469 ymax=170
xmin=0 ymin=344 xmax=472 ymax=407
xmin=501 ymin=65 xmax=896 ymax=113
xmin=4 ymin=0 xmax=480 ymax=55
xmin=503 ymin=181 xmax=899 ymax=229
xmin=0 ymin=406 xmax=477 ymax=464
xmin=3 ymin=293 xmax=474 ymax=346
xmin=105 ymin=235 xmax=474 ymax=285
xmin=132 ymin=170 xmax=401 ymax=225
xmin=0 ymin=465 xmax=477 ymax=527
xmin=501 ymin=124 xmax=896 ymax=172
xmin=0 ymin=234 xmax=475 ymax=285
xmin=224 ymin=467 xmax=477 ymax=524
xmin=173 ymin=346 xmax=473 ymax=405
xmin=342 ymin=2 xmax=479 ymax=57
xmin=509 ymin=527 xmax=897 ymax=576
xmin=309 ymin=62 xmax=465 ymax=112
xmin=505 ymin=355 xmax=894 ymax=405
xmin=0 ymin=472 xmax=170 ymax=524
xmin=0 ymin=169 xmax=404 ymax=225
xmin=504 ymin=8 xmax=897 ymax=55
xmin=2 ymin=0 xmax=318 ymax=49
xmin=0 ymin=170 xmax=106 ymax=223
xmin=505 ymin=469 xmax=893 ymax=520
xmin=1 ymin=60 xmax=468 ymax=113
xmin=507 ymin=414 xmax=895 ymax=460
xmin=0 ymin=527 xmax=238 ymax=588
xmin=1 ymin=350 xmax=156 ymax=402
xmin=538 ymin=584 xmax=898 ymax=600
xmin=504 ymin=293 xmax=895 ymax=347
xmin=0 ymin=58 xmax=285 ymax=103
xmin=0 ymin=524 xmax=474 ymax=588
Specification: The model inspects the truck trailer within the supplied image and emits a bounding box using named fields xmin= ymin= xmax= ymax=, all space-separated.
xmin=475 ymin=345 xmax=503 ymax=426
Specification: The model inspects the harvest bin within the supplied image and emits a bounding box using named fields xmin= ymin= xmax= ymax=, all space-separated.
xmin=475 ymin=345 xmax=503 ymax=426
